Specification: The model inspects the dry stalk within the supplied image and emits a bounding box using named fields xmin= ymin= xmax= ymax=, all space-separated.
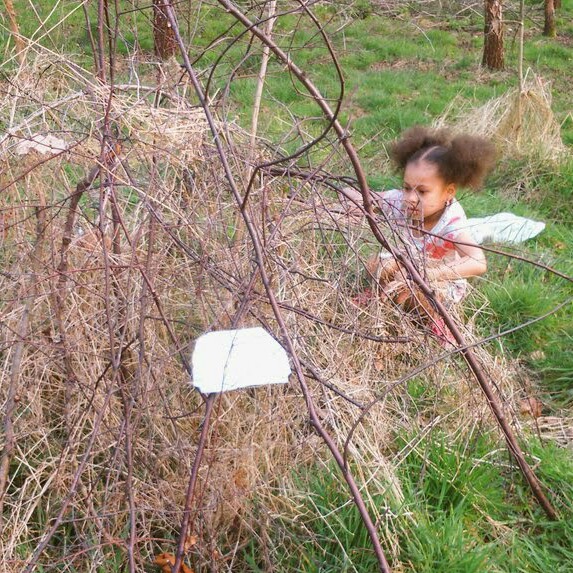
xmin=435 ymin=73 xmax=566 ymax=160
xmin=249 ymin=0 xmax=277 ymax=157
xmin=0 ymin=204 xmax=45 ymax=525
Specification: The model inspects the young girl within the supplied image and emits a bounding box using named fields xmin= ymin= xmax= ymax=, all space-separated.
xmin=344 ymin=126 xmax=496 ymax=340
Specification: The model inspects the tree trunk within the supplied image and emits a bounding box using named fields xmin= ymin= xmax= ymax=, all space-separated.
xmin=3 ymin=0 xmax=26 ymax=63
xmin=482 ymin=0 xmax=504 ymax=70
xmin=544 ymin=0 xmax=557 ymax=37
xmin=153 ymin=0 xmax=177 ymax=60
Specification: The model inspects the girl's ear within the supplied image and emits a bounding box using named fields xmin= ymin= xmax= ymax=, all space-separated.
xmin=446 ymin=183 xmax=457 ymax=199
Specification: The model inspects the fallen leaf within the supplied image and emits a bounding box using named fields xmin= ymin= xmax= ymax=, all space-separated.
xmin=374 ymin=356 xmax=385 ymax=372
xmin=15 ymin=134 xmax=68 ymax=156
xmin=233 ymin=467 xmax=249 ymax=490
xmin=519 ymin=397 xmax=543 ymax=419
xmin=183 ymin=534 xmax=198 ymax=552
xmin=530 ymin=350 xmax=546 ymax=361
xmin=154 ymin=552 xmax=194 ymax=573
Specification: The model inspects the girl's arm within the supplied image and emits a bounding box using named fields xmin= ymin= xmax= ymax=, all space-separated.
xmin=425 ymin=230 xmax=487 ymax=281
xmin=340 ymin=187 xmax=387 ymax=215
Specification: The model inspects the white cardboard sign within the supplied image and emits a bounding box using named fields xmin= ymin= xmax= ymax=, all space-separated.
xmin=192 ymin=327 xmax=291 ymax=393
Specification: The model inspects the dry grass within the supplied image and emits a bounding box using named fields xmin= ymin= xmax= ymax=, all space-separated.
xmin=435 ymin=72 xmax=567 ymax=161
xmin=0 ymin=50 xmax=530 ymax=572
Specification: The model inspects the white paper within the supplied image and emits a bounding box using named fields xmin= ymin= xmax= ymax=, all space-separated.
xmin=192 ymin=327 xmax=291 ymax=393
xmin=461 ymin=213 xmax=545 ymax=244
xmin=15 ymin=134 xmax=68 ymax=156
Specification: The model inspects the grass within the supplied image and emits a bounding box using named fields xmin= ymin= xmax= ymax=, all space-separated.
xmin=240 ymin=431 xmax=573 ymax=572
xmin=461 ymin=155 xmax=573 ymax=405
xmin=2 ymin=0 xmax=157 ymax=57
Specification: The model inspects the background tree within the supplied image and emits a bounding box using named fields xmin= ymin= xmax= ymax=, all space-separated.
xmin=544 ymin=0 xmax=557 ymax=37
xmin=153 ymin=0 xmax=177 ymax=60
xmin=482 ymin=0 xmax=504 ymax=70
xmin=3 ymin=0 xmax=25 ymax=63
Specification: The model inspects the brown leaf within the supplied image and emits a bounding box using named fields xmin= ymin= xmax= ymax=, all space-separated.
xmin=154 ymin=552 xmax=194 ymax=573
xmin=233 ymin=467 xmax=249 ymax=490
xmin=519 ymin=397 xmax=543 ymax=419
xmin=374 ymin=356 xmax=385 ymax=372
xmin=183 ymin=534 xmax=198 ymax=552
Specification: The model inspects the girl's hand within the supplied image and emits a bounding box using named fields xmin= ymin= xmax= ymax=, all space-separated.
xmin=383 ymin=278 xmax=411 ymax=306
xmin=340 ymin=187 xmax=365 ymax=217
xmin=426 ymin=229 xmax=487 ymax=281
xmin=365 ymin=255 xmax=400 ymax=284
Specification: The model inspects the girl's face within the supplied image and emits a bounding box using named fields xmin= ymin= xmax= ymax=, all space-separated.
xmin=402 ymin=159 xmax=456 ymax=229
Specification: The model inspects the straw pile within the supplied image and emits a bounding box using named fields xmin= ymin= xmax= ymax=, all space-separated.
xmin=0 ymin=52 xmax=526 ymax=572
xmin=435 ymin=72 xmax=567 ymax=161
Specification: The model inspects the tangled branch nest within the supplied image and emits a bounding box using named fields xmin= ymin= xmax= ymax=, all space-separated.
xmin=0 ymin=52 xmax=529 ymax=572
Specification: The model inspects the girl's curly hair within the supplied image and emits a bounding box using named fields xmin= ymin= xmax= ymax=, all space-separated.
xmin=389 ymin=125 xmax=496 ymax=189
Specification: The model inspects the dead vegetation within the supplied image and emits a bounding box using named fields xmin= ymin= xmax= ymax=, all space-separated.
xmin=436 ymin=72 xmax=567 ymax=160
